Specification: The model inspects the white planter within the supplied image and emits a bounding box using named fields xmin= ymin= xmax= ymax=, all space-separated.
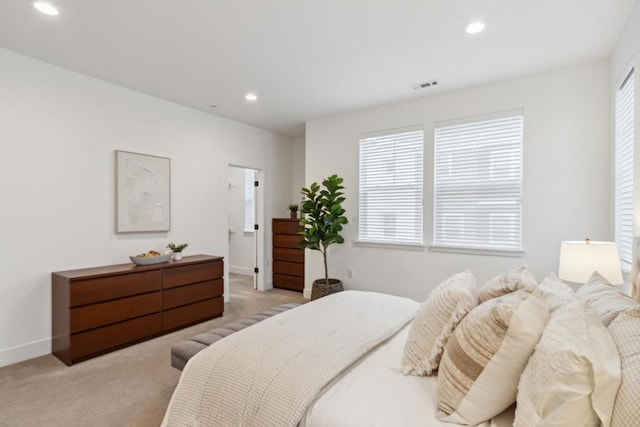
xmin=172 ymin=252 xmax=183 ymax=261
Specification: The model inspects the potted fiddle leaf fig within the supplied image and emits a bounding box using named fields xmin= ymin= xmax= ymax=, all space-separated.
xmin=299 ymin=174 xmax=348 ymax=300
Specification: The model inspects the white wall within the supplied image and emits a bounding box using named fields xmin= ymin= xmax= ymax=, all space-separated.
xmin=291 ymin=136 xmax=306 ymax=204
xmin=305 ymin=60 xmax=611 ymax=302
xmin=228 ymin=166 xmax=255 ymax=275
xmin=0 ymin=48 xmax=294 ymax=367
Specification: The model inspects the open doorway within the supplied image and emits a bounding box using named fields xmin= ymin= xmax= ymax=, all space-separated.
xmin=227 ymin=165 xmax=261 ymax=298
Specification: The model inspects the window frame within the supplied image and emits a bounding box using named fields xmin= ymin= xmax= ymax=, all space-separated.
xmin=430 ymin=109 xmax=525 ymax=257
xmin=356 ymin=125 xmax=425 ymax=248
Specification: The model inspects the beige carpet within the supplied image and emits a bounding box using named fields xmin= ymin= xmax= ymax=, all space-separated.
xmin=0 ymin=275 xmax=306 ymax=427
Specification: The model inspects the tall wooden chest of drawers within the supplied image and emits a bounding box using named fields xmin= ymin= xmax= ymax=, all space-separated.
xmin=52 ymin=255 xmax=223 ymax=365
xmin=272 ymin=218 xmax=304 ymax=292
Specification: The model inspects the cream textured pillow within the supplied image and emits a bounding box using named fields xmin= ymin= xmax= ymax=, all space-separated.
xmin=401 ymin=270 xmax=477 ymax=376
xmin=609 ymin=306 xmax=640 ymax=427
xmin=478 ymin=265 xmax=537 ymax=303
xmin=514 ymin=299 xmax=621 ymax=427
xmin=538 ymin=273 xmax=575 ymax=312
xmin=577 ymin=271 xmax=637 ymax=326
xmin=436 ymin=287 xmax=549 ymax=425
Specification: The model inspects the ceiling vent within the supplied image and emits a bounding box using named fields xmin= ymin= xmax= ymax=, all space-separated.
xmin=412 ymin=80 xmax=438 ymax=90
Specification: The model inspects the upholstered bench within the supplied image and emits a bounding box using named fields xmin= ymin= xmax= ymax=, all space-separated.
xmin=171 ymin=303 xmax=302 ymax=370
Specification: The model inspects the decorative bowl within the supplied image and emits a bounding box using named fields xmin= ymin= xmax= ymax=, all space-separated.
xmin=130 ymin=254 xmax=171 ymax=265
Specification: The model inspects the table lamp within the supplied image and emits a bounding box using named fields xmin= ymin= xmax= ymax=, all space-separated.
xmin=558 ymin=239 xmax=623 ymax=284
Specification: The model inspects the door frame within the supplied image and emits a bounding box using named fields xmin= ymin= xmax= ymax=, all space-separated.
xmin=224 ymin=163 xmax=266 ymax=302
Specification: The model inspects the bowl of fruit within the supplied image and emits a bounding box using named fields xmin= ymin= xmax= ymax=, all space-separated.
xmin=130 ymin=250 xmax=171 ymax=265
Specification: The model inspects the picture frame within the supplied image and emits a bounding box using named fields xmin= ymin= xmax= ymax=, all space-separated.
xmin=115 ymin=150 xmax=171 ymax=233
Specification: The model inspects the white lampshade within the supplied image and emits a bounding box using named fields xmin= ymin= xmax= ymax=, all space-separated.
xmin=558 ymin=240 xmax=623 ymax=285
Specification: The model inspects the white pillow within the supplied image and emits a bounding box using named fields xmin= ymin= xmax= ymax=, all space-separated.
xmin=515 ymin=299 xmax=621 ymax=427
xmin=577 ymin=271 xmax=637 ymax=326
xmin=478 ymin=265 xmax=537 ymax=303
xmin=538 ymin=273 xmax=575 ymax=312
xmin=436 ymin=287 xmax=549 ymax=425
xmin=401 ymin=270 xmax=477 ymax=376
xmin=608 ymin=306 xmax=640 ymax=427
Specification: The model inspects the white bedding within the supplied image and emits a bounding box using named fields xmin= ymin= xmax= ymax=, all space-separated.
xmin=163 ymin=291 xmax=418 ymax=427
xmin=301 ymin=324 xmax=515 ymax=427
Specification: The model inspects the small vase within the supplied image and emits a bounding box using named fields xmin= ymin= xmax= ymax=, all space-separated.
xmin=172 ymin=252 xmax=183 ymax=261
xmin=290 ymin=212 xmax=297 ymax=219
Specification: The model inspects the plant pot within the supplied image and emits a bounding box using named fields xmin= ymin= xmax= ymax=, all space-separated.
xmin=310 ymin=278 xmax=343 ymax=301
xmin=172 ymin=252 xmax=183 ymax=261
xmin=290 ymin=212 xmax=298 ymax=219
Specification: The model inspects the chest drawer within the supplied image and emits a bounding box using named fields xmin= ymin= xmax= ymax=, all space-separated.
xmin=70 ymin=292 xmax=161 ymax=333
xmin=70 ymin=270 xmax=161 ymax=307
xmin=273 ymin=234 xmax=303 ymax=249
xmin=163 ymin=279 xmax=223 ymax=310
xmin=163 ymin=260 xmax=223 ymax=289
xmin=273 ymin=248 xmax=304 ymax=263
xmin=273 ymin=220 xmax=301 ymax=235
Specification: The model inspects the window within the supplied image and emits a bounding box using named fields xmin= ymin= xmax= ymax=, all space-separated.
xmin=433 ymin=111 xmax=523 ymax=252
xmin=358 ymin=127 xmax=424 ymax=245
xmin=615 ymin=68 xmax=634 ymax=270
xmin=244 ymin=169 xmax=256 ymax=232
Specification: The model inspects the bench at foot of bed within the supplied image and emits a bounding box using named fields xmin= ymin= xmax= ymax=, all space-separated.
xmin=171 ymin=303 xmax=302 ymax=370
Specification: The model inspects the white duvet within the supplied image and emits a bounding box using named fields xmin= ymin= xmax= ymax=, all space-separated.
xmin=301 ymin=324 xmax=515 ymax=427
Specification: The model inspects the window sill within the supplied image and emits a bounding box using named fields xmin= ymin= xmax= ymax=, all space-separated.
xmin=243 ymin=230 xmax=254 ymax=235
xmin=429 ymin=245 xmax=525 ymax=258
xmin=353 ymin=240 xmax=425 ymax=251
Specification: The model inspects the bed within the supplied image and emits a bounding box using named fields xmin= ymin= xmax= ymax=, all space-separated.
xmin=162 ymin=268 xmax=639 ymax=427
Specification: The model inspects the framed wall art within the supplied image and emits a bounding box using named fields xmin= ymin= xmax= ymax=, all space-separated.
xmin=115 ymin=150 xmax=171 ymax=233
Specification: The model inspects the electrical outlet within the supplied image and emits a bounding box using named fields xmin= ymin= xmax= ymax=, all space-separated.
xmin=347 ymin=268 xmax=353 ymax=279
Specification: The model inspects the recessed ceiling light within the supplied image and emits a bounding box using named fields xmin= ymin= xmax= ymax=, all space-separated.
xmin=464 ymin=21 xmax=486 ymax=35
xmin=245 ymin=93 xmax=258 ymax=102
xmin=33 ymin=2 xmax=59 ymax=16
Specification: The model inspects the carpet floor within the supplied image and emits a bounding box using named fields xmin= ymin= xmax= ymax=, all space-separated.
xmin=0 ymin=274 xmax=306 ymax=427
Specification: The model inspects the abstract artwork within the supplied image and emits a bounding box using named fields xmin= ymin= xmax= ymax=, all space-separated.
xmin=115 ymin=150 xmax=171 ymax=233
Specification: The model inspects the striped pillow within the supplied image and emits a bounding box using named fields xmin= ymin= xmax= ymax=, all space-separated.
xmin=577 ymin=272 xmax=637 ymax=326
xmin=609 ymin=306 xmax=640 ymax=427
xmin=437 ymin=287 xmax=549 ymax=425
xmin=401 ymin=270 xmax=477 ymax=376
xmin=478 ymin=265 xmax=537 ymax=303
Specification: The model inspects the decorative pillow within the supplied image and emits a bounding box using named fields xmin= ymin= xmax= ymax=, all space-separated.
xmin=608 ymin=306 xmax=640 ymax=427
xmin=514 ymin=299 xmax=621 ymax=427
xmin=538 ymin=273 xmax=576 ymax=312
xmin=401 ymin=270 xmax=477 ymax=376
xmin=436 ymin=287 xmax=549 ymax=425
xmin=478 ymin=265 xmax=537 ymax=303
xmin=577 ymin=271 xmax=637 ymax=326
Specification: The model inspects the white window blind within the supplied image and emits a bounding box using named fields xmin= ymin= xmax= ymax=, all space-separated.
xmin=434 ymin=112 xmax=523 ymax=251
xmin=244 ymin=169 xmax=256 ymax=232
xmin=615 ymin=68 xmax=634 ymax=269
xmin=359 ymin=127 xmax=424 ymax=245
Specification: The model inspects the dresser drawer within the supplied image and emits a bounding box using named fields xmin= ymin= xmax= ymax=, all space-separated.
xmin=273 ymin=248 xmax=304 ymax=263
xmin=163 ymin=279 xmax=223 ymax=310
xmin=273 ymin=234 xmax=303 ymax=249
xmin=70 ymin=292 xmax=161 ymax=333
xmin=70 ymin=313 xmax=162 ymax=361
xmin=273 ymin=260 xmax=304 ymax=277
xmin=163 ymin=297 xmax=224 ymax=331
xmin=70 ymin=270 xmax=161 ymax=307
xmin=273 ymin=274 xmax=304 ymax=291
xmin=273 ymin=220 xmax=301 ymax=235
xmin=163 ymin=260 xmax=223 ymax=289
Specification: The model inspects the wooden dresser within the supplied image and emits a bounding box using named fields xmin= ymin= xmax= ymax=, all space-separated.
xmin=272 ymin=218 xmax=304 ymax=292
xmin=52 ymin=255 xmax=223 ymax=365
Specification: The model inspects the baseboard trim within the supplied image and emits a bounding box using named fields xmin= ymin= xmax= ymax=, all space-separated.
xmin=303 ymin=288 xmax=311 ymax=299
xmin=0 ymin=337 xmax=51 ymax=368
xmin=229 ymin=266 xmax=254 ymax=276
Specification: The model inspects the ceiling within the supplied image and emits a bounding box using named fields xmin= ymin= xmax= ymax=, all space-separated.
xmin=0 ymin=1 xmax=635 ymax=137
